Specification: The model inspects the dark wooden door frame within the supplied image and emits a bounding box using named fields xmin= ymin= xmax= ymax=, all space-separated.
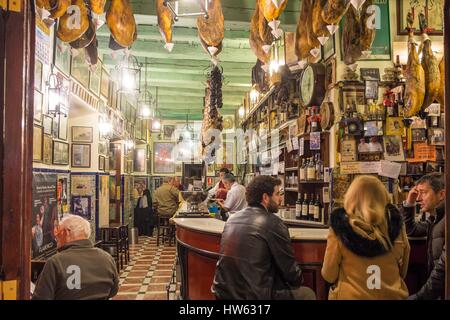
xmin=444 ymin=0 xmax=450 ymax=301
xmin=0 ymin=1 xmax=34 ymax=299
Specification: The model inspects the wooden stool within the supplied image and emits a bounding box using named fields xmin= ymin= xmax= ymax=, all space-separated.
xmin=99 ymin=224 xmax=127 ymax=271
xmin=156 ymin=215 xmax=175 ymax=246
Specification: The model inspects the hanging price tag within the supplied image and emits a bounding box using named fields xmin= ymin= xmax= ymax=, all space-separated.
xmin=299 ymin=137 xmax=305 ymax=156
xmin=292 ymin=137 xmax=299 ymax=150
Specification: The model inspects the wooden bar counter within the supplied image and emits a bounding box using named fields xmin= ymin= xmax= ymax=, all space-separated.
xmin=174 ymin=217 xmax=427 ymax=300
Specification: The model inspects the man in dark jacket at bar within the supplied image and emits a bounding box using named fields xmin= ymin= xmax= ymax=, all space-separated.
xmin=401 ymin=172 xmax=445 ymax=299
xmin=32 ymin=214 xmax=119 ymax=300
xmin=212 ymin=176 xmax=315 ymax=300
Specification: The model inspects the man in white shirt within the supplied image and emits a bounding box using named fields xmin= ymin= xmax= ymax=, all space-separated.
xmin=216 ymin=173 xmax=247 ymax=214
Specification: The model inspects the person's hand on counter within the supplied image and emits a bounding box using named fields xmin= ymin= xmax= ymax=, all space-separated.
xmin=216 ymin=199 xmax=225 ymax=208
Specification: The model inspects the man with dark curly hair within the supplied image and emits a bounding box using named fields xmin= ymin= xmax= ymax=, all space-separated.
xmin=212 ymin=175 xmax=315 ymax=300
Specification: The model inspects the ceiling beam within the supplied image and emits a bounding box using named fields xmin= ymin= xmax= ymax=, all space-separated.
xmin=147 ymin=86 xmax=246 ymax=98
xmin=97 ymin=38 xmax=256 ymax=63
xmin=157 ymin=95 xmax=241 ymax=105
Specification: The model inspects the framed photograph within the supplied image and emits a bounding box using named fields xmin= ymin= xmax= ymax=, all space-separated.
xmin=163 ymin=125 xmax=176 ymax=140
xmin=71 ymin=126 xmax=93 ymax=143
xmin=383 ymin=136 xmax=405 ymax=161
xmin=52 ymin=114 xmax=59 ymax=138
xmin=412 ymin=128 xmax=427 ymax=142
xmin=58 ymin=115 xmax=68 ymax=140
xmin=410 ymin=117 xmax=427 ymax=129
xmin=34 ymin=89 xmax=43 ymax=124
xmin=71 ymin=195 xmax=92 ymax=220
xmin=34 ymin=59 xmax=43 ymax=91
xmin=100 ymin=67 xmax=110 ymax=99
xmin=397 ymin=0 xmax=443 ymax=35
xmin=360 ymin=68 xmax=381 ymax=81
xmin=426 ymin=161 xmax=443 ymax=174
xmin=134 ymin=148 xmax=146 ymax=173
xmin=428 ymin=128 xmax=445 ymax=146
xmin=89 ymin=63 xmax=101 ymax=96
xmin=54 ymin=37 xmax=71 ymax=76
xmin=425 ymin=103 xmax=440 ymax=116
xmin=126 ymin=160 xmax=133 ymax=174
xmin=386 ymin=117 xmax=404 ymax=136
xmin=43 ymin=115 xmax=53 ymax=135
xmin=43 ymin=134 xmax=52 ymax=164
xmin=325 ymin=58 xmax=336 ymax=90
xmin=98 ymin=140 xmax=108 ymax=155
xmin=340 ymin=86 xmax=365 ymax=113
xmin=364 ymin=121 xmax=383 ymax=136
xmin=52 ymin=140 xmax=69 ymax=165
xmin=99 ymin=155 xmax=106 ymax=171
xmin=364 ymin=80 xmax=379 ymax=100
xmin=72 ymin=143 xmax=91 ymax=168
xmin=70 ymin=50 xmax=89 ymax=88
xmin=321 ymin=34 xmax=335 ymax=62
xmin=33 ymin=125 xmax=43 ymax=162
xmin=153 ymin=142 xmax=175 ymax=174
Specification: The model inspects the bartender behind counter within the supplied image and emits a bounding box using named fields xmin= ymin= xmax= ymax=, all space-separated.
xmin=208 ymin=168 xmax=230 ymax=200
xmin=216 ymin=173 xmax=247 ymax=216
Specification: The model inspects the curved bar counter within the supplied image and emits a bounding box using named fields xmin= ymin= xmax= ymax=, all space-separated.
xmin=174 ymin=218 xmax=427 ymax=300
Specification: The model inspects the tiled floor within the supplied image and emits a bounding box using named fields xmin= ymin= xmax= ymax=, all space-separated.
xmin=113 ymin=236 xmax=180 ymax=300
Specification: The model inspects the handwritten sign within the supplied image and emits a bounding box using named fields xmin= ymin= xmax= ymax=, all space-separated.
xmin=340 ymin=161 xmax=381 ymax=175
xmin=406 ymin=142 xmax=436 ymax=163
xmin=379 ymin=160 xmax=402 ymax=179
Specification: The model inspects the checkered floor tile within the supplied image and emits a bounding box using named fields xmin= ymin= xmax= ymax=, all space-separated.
xmin=113 ymin=236 xmax=181 ymax=300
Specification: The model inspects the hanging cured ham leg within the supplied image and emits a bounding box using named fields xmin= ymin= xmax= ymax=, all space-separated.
xmin=197 ymin=0 xmax=224 ymax=57
xmin=156 ymin=0 xmax=175 ymax=52
xmin=106 ymin=0 xmax=137 ymax=49
xmin=89 ymin=0 xmax=107 ymax=14
xmin=419 ymin=13 xmax=441 ymax=111
xmin=57 ymin=0 xmax=89 ymax=43
xmin=249 ymin=4 xmax=270 ymax=63
xmin=403 ymin=13 xmax=426 ymax=117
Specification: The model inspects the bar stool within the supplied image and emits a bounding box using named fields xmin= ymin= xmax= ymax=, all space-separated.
xmin=119 ymin=223 xmax=130 ymax=263
xmin=99 ymin=224 xmax=127 ymax=271
xmin=156 ymin=214 xmax=175 ymax=246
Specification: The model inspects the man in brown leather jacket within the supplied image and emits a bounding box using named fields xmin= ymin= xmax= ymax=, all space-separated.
xmin=32 ymin=214 xmax=119 ymax=300
xmin=212 ymin=176 xmax=315 ymax=300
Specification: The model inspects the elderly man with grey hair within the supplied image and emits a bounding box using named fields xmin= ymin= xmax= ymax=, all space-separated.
xmin=216 ymin=173 xmax=247 ymax=215
xmin=32 ymin=214 xmax=119 ymax=300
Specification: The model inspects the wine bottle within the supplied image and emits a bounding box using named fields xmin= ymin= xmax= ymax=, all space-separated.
xmin=308 ymin=194 xmax=315 ymax=221
xmin=295 ymin=194 xmax=302 ymax=220
xmin=299 ymin=158 xmax=306 ymax=181
xmin=301 ymin=193 xmax=308 ymax=220
xmin=307 ymin=157 xmax=316 ymax=181
xmin=314 ymin=194 xmax=322 ymax=222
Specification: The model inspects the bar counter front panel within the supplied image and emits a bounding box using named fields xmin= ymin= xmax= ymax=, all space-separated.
xmin=174 ymin=218 xmax=427 ymax=300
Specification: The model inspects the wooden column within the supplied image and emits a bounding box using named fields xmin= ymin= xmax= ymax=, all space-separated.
xmin=444 ymin=0 xmax=450 ymax=301
xmin=0 ymin=1 xmax=34 ymax=299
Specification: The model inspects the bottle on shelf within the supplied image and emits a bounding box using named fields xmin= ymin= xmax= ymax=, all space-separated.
xmin=314 ymin=194 xmax=322 ymax=222
xmin=301 ymin=193 xmax=308 ymax=221
xmin=310 ymin=106 xmax=319 ymax=132
xmin=295 ymin=194 xmax=302 ymax=220
xmin=299 ymin=158 xmax=306 ymax=181
xmin=308 ymin=193 xmax=315 ymax=221
xmin=315 ymin=153 xmax=323 ymax=180
xmin=307 ymin=157 xmax=316 ymax=181
xmin=291 ymin=173 xmax=296 ymax=188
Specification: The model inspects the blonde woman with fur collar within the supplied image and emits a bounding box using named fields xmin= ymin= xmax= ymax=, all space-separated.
xmin=322 ymin=175 xmax=410 ymax=299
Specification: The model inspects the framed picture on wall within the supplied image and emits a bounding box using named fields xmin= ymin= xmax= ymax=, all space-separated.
xmin=34 ymin=89 xmax=43 ymax=124
xmin=72 ymin=143 xmax=91 ymax=168
xmin=163 ymin=125 xmax=175 ymax=140
xmin=71 ymin=195 xmax=92 ymax=220
xmin=33 ymin=125 xmax=43 ymax=162
xmin=54 ymin=36 xmax=71 ymax=76
xmin=43 ymin=115 xmax=53 ymax=135
xmin=89 ymin=62 xmax=101 ymax=96
xmin=72 ymin=126 xmax=93 ymax=143
xmin=34 ymin=59 xmax=43 ymax=91
xmin=396 ymin=0 xmax=443 ymax=35
xmin=133 ymin=148 xmax=146 ymax=173
xmin=99 ymin=155 xmax=106 ymax=171
xmin=52 ymin=140 xmax=69 ymax=165
xmin=70 ymin=50 xmax=89 ymax=88
xmin=321 ymin=34 xmax=336 ymax=62
xmin=100 ymin=67 xmax=110 ymax=99
xmin=43 ymin=134 xmax=53 ymax=164
xmin=153 ymin=142 xmax=175 ymax=174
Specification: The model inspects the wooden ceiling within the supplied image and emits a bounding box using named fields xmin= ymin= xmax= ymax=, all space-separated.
xmin=98 ymin=0 xmax=301 ymax=120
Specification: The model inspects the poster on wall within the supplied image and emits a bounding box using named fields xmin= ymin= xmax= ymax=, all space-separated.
xmin=35 ymin=17 xmax=51 ymax=65
xmin=99 ymin=175 xmax=110 ymax=227
xmin=154 ymin=142 xmax=175 ymax=174
xmin=32 ymin=173 xmax=58 ymax=259
xmin=57 ymin=175 xmax=70 ymax=217
xmin=71 ymin=175 xmax=96 ymax=221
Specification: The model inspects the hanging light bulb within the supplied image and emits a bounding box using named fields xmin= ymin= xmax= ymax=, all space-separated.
xmin=152 ymin=119 xmax=161 ymax=131
xmin=238 ymin=105 xmax=245 ymax=118
xmin=250 ymin=86 xmax=260 ymax=104
xmin=117 ymin=52 xmax=141 ymax=93
xmin=99 ymin=117 xmax=113 ymax=137
xmin=46 ymin=66 xmax=69 ymax=117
